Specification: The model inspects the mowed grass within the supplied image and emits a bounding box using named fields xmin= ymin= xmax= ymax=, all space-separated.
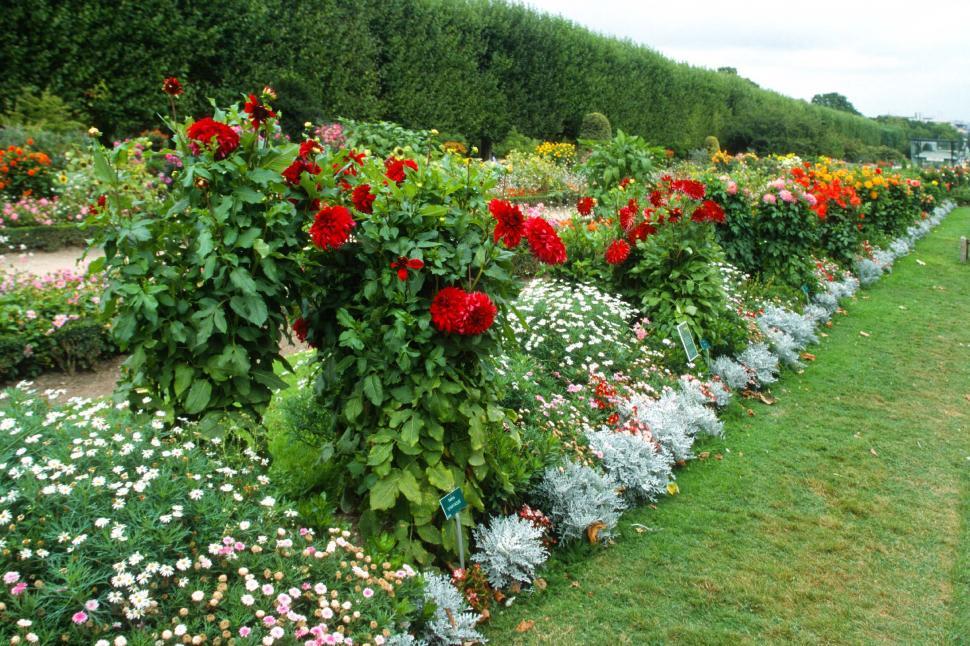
xmin=486 ymin=207 xmax=970 ymax=645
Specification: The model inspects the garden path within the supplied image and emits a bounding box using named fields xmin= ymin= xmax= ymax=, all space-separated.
xmin=0 ymin=246 xmax=103 ymax=276
xmin=487 ymin=207 xmax=970 ymax=643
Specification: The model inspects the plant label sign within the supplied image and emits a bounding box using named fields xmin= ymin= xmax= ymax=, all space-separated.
xmin=676 ymin=322 xmax=700 ymax=362
xmin=801 ymin=284 xmax=811 ymax=304
xmin=439 ymin=487 xmax=468 ymax=520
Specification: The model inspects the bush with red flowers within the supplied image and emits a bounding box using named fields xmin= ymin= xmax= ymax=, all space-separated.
xmin=293 ymin=149 xmax=526 ymax=563
xmin=93 ymin=97 xmax=307 ymax=421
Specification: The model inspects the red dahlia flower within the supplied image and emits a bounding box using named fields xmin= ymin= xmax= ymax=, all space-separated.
xmin=523 ymin=217 xmax=567 ymax=265
xmin=384 ymin=157 xmax=418 ymax=184
xmin=299 ymin=139 xmax=322 ymax=159
xmin=430 ymin=287 xmax=469 ymax=334
xmin=670 ymin=178 xmax=706 ymax=200
xmin=282 ymin=158 xmax=322 ymax=186
xmin=488 ymin=199 xmax=525 ymax=248
xmin=243 ymin=93 xmax=276 ymax=130
xmin=162 ymin=77 xmax=183 ymax=96
xmin=309 ymin=205 xmax=355 ymax=250
xmin=576 ymin=196 xmax=596 ymax=216
xmin=627 ymin=221 xmax=656 ymax=243
xmin=461 ymin=291 xmax=497 ymax=335
xmin=292 ymin=317 xmax=309 ymax=343
xmin=351 ymin=184 xmax=376 ymax=214
xmin=618 ymin=198 xmax=639 ymax=230
xmin=690 ymin=199 xmax=726 ymax=224
xmin=605 ymin=239 xmax=631 ymax=265
xmin=186 ymin=117 xmax=239 ymax=159
xmin=390 ymin=256 xmax=424 ymax=281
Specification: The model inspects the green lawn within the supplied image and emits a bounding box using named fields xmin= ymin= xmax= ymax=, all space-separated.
xmin=486 ymin=207 xmax=970 ymax=644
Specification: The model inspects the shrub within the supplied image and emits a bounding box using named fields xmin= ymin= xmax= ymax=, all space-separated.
xmin=339 ymin=118 xmax=433 ymax=157
xmin=536 ymin=461 xmax=625 ymax=544
xmin=754 ymin=177 xmax=821 ymax=287
xmin=758 ymin=305 xmax=817 ymax=347
xmin=738 ymin=342 xmax=779 ymax=387
xmin=704 ymin=135 xmax=720 ymax=157
xmin=0 ymin=387 xmax=424 ymax=644
xmin=586 ymin=429 xmax=672 ymax=503
xmin=471 ymin=515 xmax=549 ymax=589
xmin=0 ymin=87 xmax=89 ymax=134
xmin=94 ymin=98 xmax=306 ymax=422
xmin=579 ymin=112 xmax=612 ymax=142
xmin=501 ymin=149 xmax=583 ymax=197
xmin=493 ymin=126 xmax=540 ymax=158
xmin=0 ymin=141 xmax=53 ymax=198
xmin=579 ymin=130 xmax=663 ymax=199
xmin=711 ymin=355 xmax=751 ymax=390
xmin=418 ymin=572 xmax=485 ymax=645
xmin=707 ymin=175 xmax=759 ymax=274
xmin=0 ymin=223 xmax=99 ymax=251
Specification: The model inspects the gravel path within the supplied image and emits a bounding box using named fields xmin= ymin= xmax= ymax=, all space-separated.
xmin=0 ymin=246 xmax=103 ymax=276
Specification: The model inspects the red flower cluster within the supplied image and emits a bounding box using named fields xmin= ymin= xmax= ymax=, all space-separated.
xmin=523 ymin=216 xmax=567 ymax=265
xmin=605 ymin=239 xmax=631 ymax=265
xmin=292 ymin=317 xmax=309 ymax=343
xmin=390 ymin=256 xmax=424 ymax=281
xmin=186 ymin=117 xmax=239 ymax=160
xmin=385 ymin=157 xmax=418 ymax=184
xmin=488 ymin=199 xmax=525 ymax=247
xmin=162 ymin=77 xmax=183 ymax=96
xmin=690 ymin=199 xmax=726 ymax=224
xmin=576 ymin=196 xmax=596 ymax=216
xmin=309 ymin=204 xmax=355 ymax=251
xmin=668 ymin=178 xmax=706 ymax=200
xmin=351 ymin=184 xmax=376 ymax=214
xmin=243 ymin=93 xmax=276 ymax=130
xmin=430 ymin=287 xmax=497 ymax=335
xmin=618 ymin=198 xmax=639 ymax=230
xmin=299 ymin=140 xmax=322 ymax=158
xmin=282 ymin=140 xmax=323 ymax=186
xmin=628 ymin=221 xmax=656 ymax=243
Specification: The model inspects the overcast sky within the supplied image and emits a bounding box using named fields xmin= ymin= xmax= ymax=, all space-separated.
xmin=522 ymin=0 xmax=969 ymax=123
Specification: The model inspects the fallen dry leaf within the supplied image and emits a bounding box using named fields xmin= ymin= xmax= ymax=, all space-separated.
xmin=746 ymin=408 xmax=755 ymax=417
xmin=666 ymin=482 xmax=680 ymax=495
xmin=826 ymin=321 xmax=834 ymax=328
xmin=570 ymin=581 xmax=581 ymax=589
xmin=534 ymin=578 xmax=547 ymax=590
xmin=715 ymin=453 xmax=723 ymax=461
xmin=859 ymin=331 xmax=870 ymax=337
xmin=515 ymin=620 xmax=535 ymax=633
xmin=800 ymin=352 xmax=816 ymax=361
xmin=870 ymin=448 xmax=878 ymax=457
xmin=916 ymin=259 xmax=926 ymax=266
xmin=820 ymin=332 xmax=829 ymax=337
xmin=586 ymin=520 xmax=607 ymax=544
xmin=698 ymin=451 xmax=710 ymax=460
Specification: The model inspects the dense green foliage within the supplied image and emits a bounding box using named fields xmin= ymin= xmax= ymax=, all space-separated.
xmin=579 ymin=112 xmax=612 ymax=141
xmin=0 ymin=0 xmax=935 ymax=158
xmin=811 ymin=92 xmax=862 ymax=116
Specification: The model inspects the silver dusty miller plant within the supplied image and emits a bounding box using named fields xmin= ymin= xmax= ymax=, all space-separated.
xmin=758 ymin=305 xmax=817 ymax=347
xmin=622 ymin=388 xmax=723 ymax=462
xmin=761 ymin=327 xmax=803 ymax=368
xmin=586 ymin=428 xmax=672 ymax=503
xmin=711 ymin=356 xmax=750 ymax=390
xmin=854 ymin=257 xmax=883 ymax=286
xmin=472 ymin=515 xmax=548 ymax=589
xmin=419 ymin=572 xmax=485 ymax=645
xmin=536 ymin=461 xmax=625 ymax=544
xmin=678 ymin=374 xmax=732 ymax=408
xmin=738 ymin=342 xmax=779 ymax=387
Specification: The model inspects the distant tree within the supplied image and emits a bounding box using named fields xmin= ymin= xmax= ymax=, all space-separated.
xmin=811 ymin=92 xmax=862 ymax=116
xmin=717 ymin=67 xmax=737 ymax=75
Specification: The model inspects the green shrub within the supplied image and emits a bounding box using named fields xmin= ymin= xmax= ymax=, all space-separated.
xmin=0 ymin=224 xmax=99 ymax=251
xmin=704 ymin=135 xmax=720 ymax=157
xmin=0 ymin=87 xmax=89 ymax=134
xmin=493 ymin=127 xmax=540 ymax=158
xmin=579 ymin=112 xmax=612 ymax=141
xmin=264 ymin=386 xmax=341 ymax=498
xmin=339 ymin=117 xmax=432 ymax=157
xmin=579 ymin=130 xmax=664 ymax=199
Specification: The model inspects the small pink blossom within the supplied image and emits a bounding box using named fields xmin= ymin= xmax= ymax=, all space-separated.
xmin=72 ymin=611 xmax=88 ymax=624
xmin=11 ymin=582 xmax=27 ymax=595
xmin=362 ymin=587 xmax=374 ymax=599
xmin=762 ymin=193 xmax=777 ymax=205
xmin=239 ymin=626 xmax=251 ymax=637
xmin=778 ymin=189 xmax=794 ymax=203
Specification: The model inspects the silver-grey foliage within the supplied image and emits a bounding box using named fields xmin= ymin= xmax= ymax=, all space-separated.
xmin=587 ymin=429 xmax=672 ymax=503
xmin=678 ymin=374 xmax=732 ymax=408
xmin=420 ymin=572 xmax=485 ymax=645
xmin=472 ymin=515 xmax=548 ymax=589
xmin=803 ymin=303 xmax=831 ymax=325
xmin=536 ymin=461 xmax=625 ymax=544
xmin=711 ymin=356 xmax=750 ymax=390
xmin=761 ymin=327 xmax=803 ymax=368
xmin=758 ymin=305 xmax=817 ymax=347
xmin=854 ymin=258 xmax=883 ymax=286
xmin=625 ymin=389 xmax=723 ymax=462
xmin=738 ymin=343 xmax=779 ymax=387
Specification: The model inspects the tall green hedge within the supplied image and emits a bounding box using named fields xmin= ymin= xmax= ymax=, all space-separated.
xmin=0 ymin=0 xmax=917 ymax=157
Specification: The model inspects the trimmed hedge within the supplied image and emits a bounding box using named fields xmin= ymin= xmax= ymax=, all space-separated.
xmin=0 ymin=224 xmax=100 ymax=251
xmin=0 ymin=319 xmax=115 ymax=382
xmin=0 ymin=0 xmax=930 ymax=159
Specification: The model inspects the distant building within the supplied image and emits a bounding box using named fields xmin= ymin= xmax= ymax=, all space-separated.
xmin=909 ymin=138 xmax=968 ymax=166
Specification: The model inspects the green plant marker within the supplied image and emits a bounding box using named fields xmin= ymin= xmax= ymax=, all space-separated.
xmin=677 ymin=322 xmax=700 ymax=362
xmin=440 ymin=488 xmax=468 ymax=568
xmin=801 ymin=284 xmax=811 ymax=304
xmin=700 ymin=339 xmax=712 ymax=373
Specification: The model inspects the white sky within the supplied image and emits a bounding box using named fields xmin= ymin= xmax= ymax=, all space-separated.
xmin=522 ymin=0 xmax=970 ymax=123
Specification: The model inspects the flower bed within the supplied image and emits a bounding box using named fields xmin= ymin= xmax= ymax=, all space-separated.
xmin=0 ymin=269 xmax=113 ymax=381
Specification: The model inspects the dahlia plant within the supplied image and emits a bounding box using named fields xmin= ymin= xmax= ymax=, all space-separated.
xmin=93 ymin=92 xmax=306 ymax=423
xmin=292 ymin=147 xmax=566 ymax=562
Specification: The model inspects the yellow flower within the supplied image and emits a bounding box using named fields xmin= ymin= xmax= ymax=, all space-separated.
xmin=870 ymin=190 xmax=879 ymax=199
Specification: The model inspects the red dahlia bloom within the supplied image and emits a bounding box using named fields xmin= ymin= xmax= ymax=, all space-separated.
xmin=243 ymin=93 xmax=276 ymax=130
xmin=384 ymin=157 xmax=418 ymax=184
xmin=282 ymin=158 xmax=322 ymax=186
xmin=292 ymin=317 xmax=309 ymax=342
xmin=430 ymin=287 xmax=469 ymax=334
xmin=390 ymin=256 xmax=424 ymax=281
xmin=351 ymin=184 xmax=376 ymax=214
xmin=670 ymin=178 xmax=706 ymax=200
xmin=523 ymin=217 xmax=567 ymax=265
xmin=618 ymin=198 xmax=639 ymax=230
xmin=488 ymin=199 xmax=525 ymax=248
xmin=690 ymin=199 xmax=726 ymax=224
xmin=186 ymin=117 xmax=240 ymax=159
xmin=162 ymin=77 xmax=183 ymax=96
xmin=309 ymin=205 xmax=355 ymax=250
xmin=461 ymin=291 xmax=497 ymax=335
xmin=299 ymin=139 xmax=322 ymax=159
xmin=605 ymin=239 xmax=631 ymax=265
xmin=627 ymin=221 xmax=656 ymax=243
xmin=576 ymin=196 xmax=596 ymax=216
